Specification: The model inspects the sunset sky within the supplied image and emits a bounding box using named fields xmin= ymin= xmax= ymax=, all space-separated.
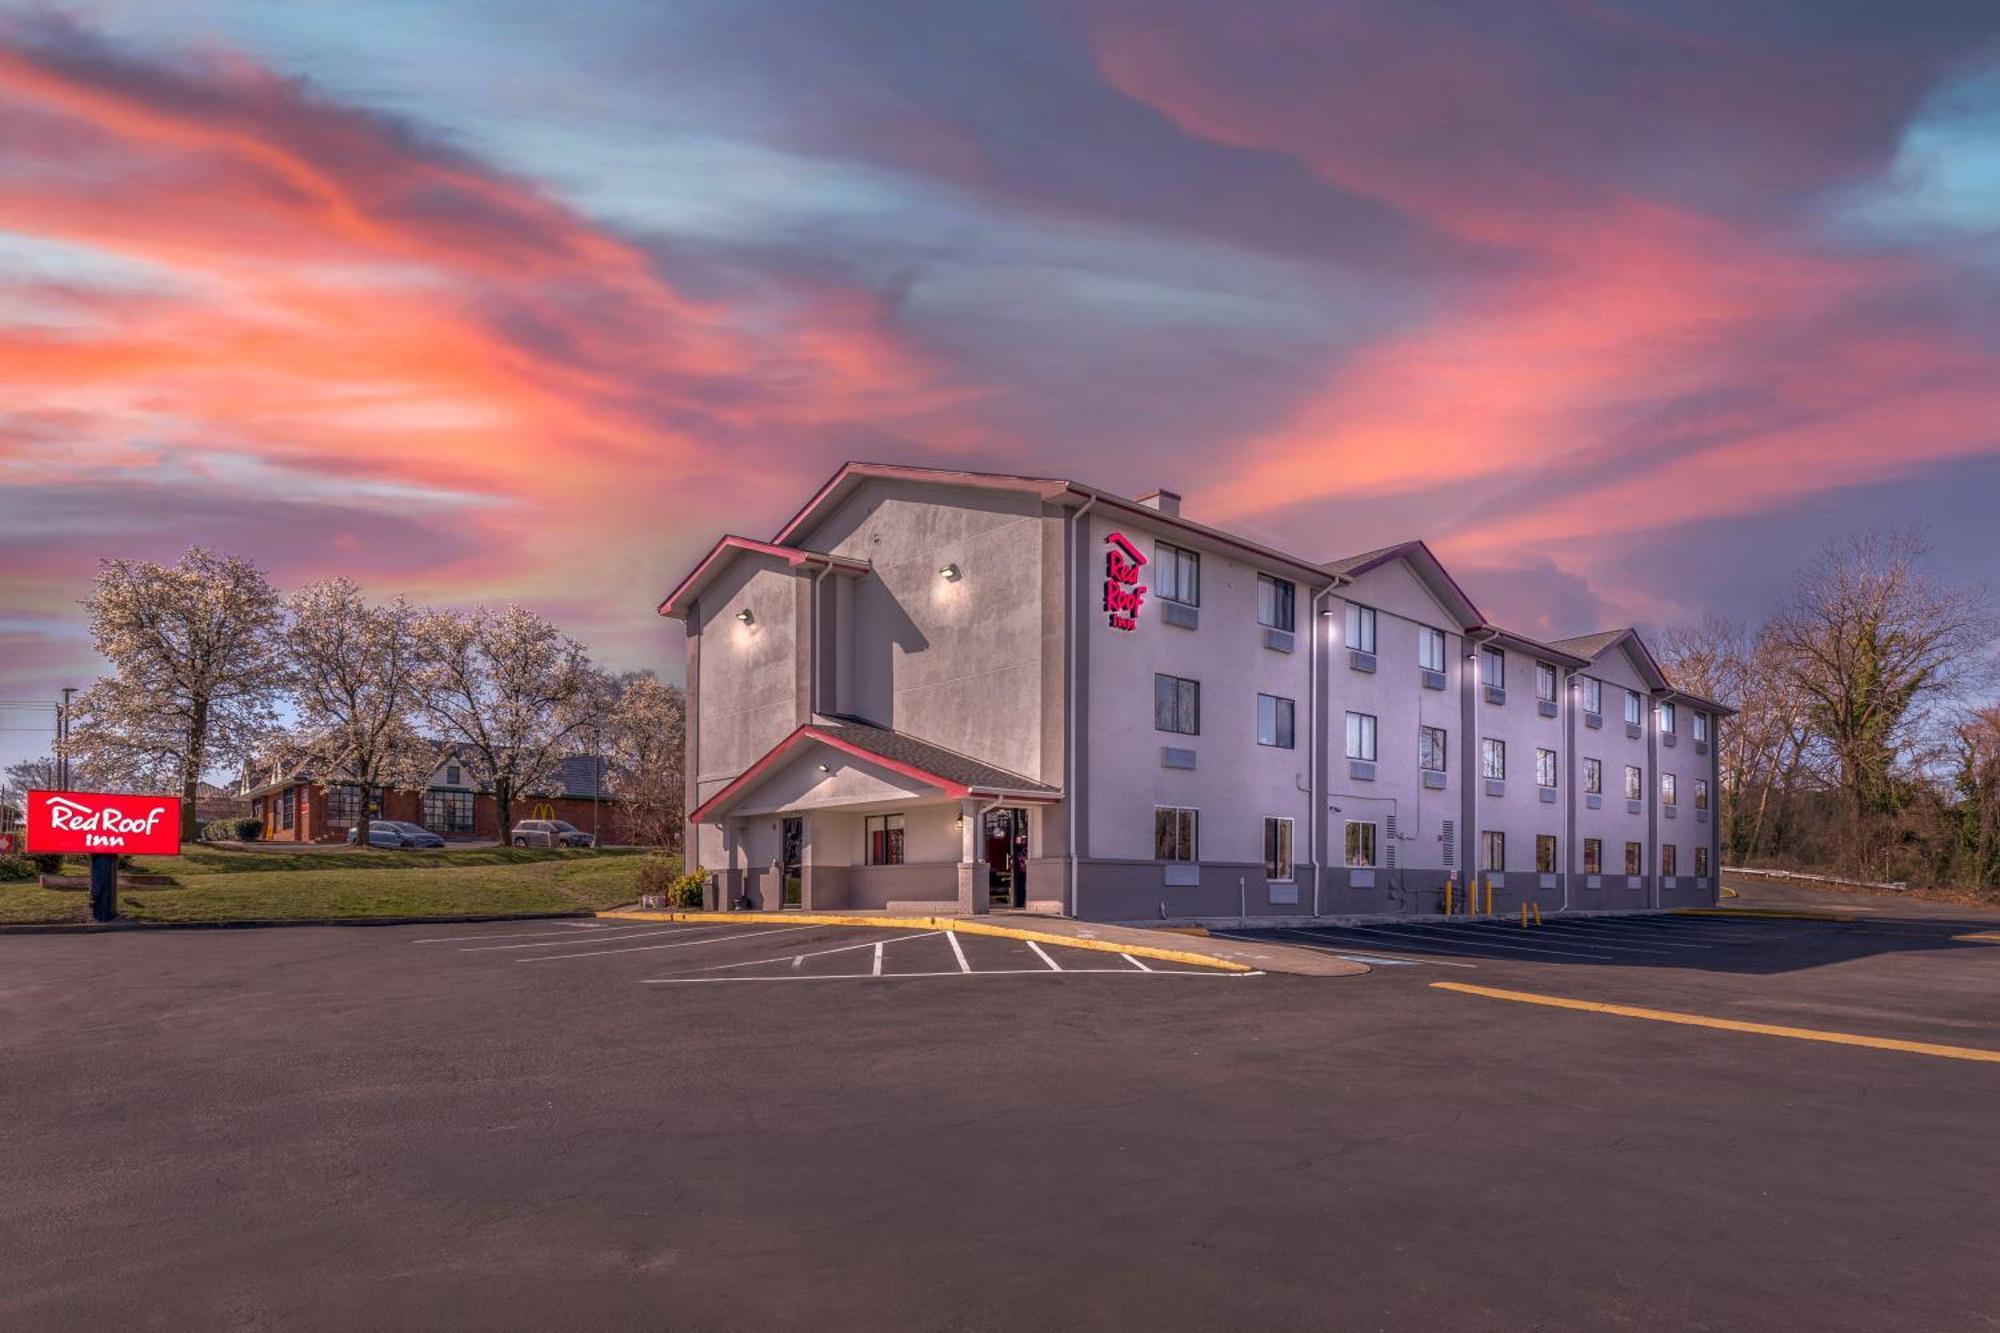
xmin=3 ymin=2 xmax=1998 ymax=773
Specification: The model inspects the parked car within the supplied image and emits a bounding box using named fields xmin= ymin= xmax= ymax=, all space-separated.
xmin=510 ymin=819 xmax=594 ymax=848
xmin=346 ymin=820 xmax=446 ymax=849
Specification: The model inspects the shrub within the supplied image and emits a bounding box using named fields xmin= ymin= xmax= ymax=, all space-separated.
xmin=670 ymin=867 xmax=709 ymax=909
xmin=0 ymin=854 xmax=34 ymax=883
xmin=202 ymin=817 xmax=263 ymax=843
xmin=29 ymin=852 xmax=63 ymax=877
xmin=635 ymin=855 xmax=676 ymax=907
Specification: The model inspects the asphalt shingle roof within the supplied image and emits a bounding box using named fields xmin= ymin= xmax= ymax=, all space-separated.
xmin=811 ymin=719 xmax=1058 ymax=795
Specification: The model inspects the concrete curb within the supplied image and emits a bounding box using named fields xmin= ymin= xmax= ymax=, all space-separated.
xmin=0 ymin=910 xmax=595 ymax=935
xmin=1672 ymin=907 xmax=1856 ymax=923
xmin=595 ymin=909 xmax=1269 ymax=973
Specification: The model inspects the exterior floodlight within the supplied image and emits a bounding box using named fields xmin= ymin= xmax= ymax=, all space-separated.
xmin=939 ymin=563 xmax=961 ymax=581
xmin=736 ymin=608 xmax=754 ymax=625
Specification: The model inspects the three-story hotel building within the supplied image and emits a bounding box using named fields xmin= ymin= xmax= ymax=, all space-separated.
xmin=660 ymin=463 xmax=1730 ymax=921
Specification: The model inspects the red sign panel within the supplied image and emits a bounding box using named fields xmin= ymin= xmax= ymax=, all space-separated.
xmin=26 ymin=790 xmax=182 ymax=855
xmin=1103 ymin=531 xmax=1149 ymax=632
xmin=0 ymin=831 xmax=17 ymax=854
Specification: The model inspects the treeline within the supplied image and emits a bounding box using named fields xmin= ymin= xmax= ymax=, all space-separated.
xmin=1657 ymin=533 xmax=1997 ymax=895
xmin=43 ymin=548 xmax=685 ymax=847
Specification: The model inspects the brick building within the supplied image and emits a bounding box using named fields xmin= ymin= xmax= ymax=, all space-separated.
xmin=240 ymin=753 xmax=633 ymax=845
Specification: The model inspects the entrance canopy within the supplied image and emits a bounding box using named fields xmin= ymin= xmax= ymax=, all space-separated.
xmin=690 ymin=720 xmax=1060 ymax=824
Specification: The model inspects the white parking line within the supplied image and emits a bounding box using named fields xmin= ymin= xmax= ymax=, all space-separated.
xmin=1026 ymin=940 xmax=1062 ymax=972
xmin=1122 ymin=953 xmax=1151 ymax=972
xmin=1335 ymin=924 xmax=1616 ymax=961
xmin=518 ymin=923 xmax=829 ymax=962
xmin=645 ymin=930 xmax=944 ymax=978
xmin=461 ymin=927 xmax=715 ymax=953
xmin=1443 ymin=924 xmax=1678 ymax=955
xmin=947 ymin=933 xmax=971 ymax=973
xmin=1268 ymin=929 xmax=1480 ymax=967
xmin=641 ymin=969 xmax=1265 ymax=985
xmin=410 ymin=923 xmax=631 ymax=945
xmin=1525 ymin=921 xmax=1714 ymax=950
xmin=872 ymin=941 xmax=884 ymax=976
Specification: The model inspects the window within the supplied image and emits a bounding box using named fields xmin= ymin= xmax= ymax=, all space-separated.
xmin=1536 ymin=661 xmax=1558 ymax=703
xmin=1624 ymin=689 xmax=1643 ymax=726
xmin=1583 ymin=758 xmax=1602 ymax=794
xmin=1481 ymin=738 xmax=1506 ymax=780
xmin=1155 ymin=542 xmax=1200 ymax=606
xmin=1345 ymin=603 xmax=1377 ymax=654
xmin=1345 ymin=711 xmax=1378 ymax=761
xmin=1481 ymin=830 xmax=1505 ymax=872
xmin=1257 ymin=575 xmax=1295 ymax=631
xmin=1154 ymin=674 xmax=1200 ymax=735
xmin=325 ymin=783 xmax=363 ymax=823
xmin=1694 ymin=779 xmax=1709 ymax=811
xmin=423 ymin=789 xmax=474 ymax=833
xmin=1661 ymin=844 xmax=1678 ymax=876
xmin=1155 ymin=806 xmax=1198 ymax=862
xmin=1481 ymin=645 xmax=1506 ymax=689
xmin=1625 ymin=841 xmax=1643 ymax=875
xmin=445 ymin=764 xmax=463 ymax=786
xmin=1658 ymin=700 xmax=1676 ymax=734
xmin=1264 ymin=816 xmax=1294 ymax=881
xmin=1536 ymin=834 xmax=1558 ymax=874
xmin=1536 ymin=747 xmax=1557 ymax=789
xmin=1583 ymin=838 xmax=1602 ymax=875
xmin=1580 ymin=676 xmax=1601 ymax=714
xmin=1695 ymin=846 xmax=1710 ymax=877
xmin=1661 ymin=773 xmax=1677 ymax=806
xmin=1419 ymin=725 xmax=1449 ymax=773
xmin=280 ymin=788 xmax=296 ymax=830
xmin=866 ymin=814 xmax=905 ymax=866
xmin=1258 ymin=694 xmax=1296 ymax=749
xmin=1692 ymin=712 xmax=1709 ymax=743
xmin=1418 ymin=626 xmax=1446 ymax=673
xmin=1624 ymin=765 xmax=1643 ymax=801
xmin=1345 ymin=820 xmax=1377 ymax=868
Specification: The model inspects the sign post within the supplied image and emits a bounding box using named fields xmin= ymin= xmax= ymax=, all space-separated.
xmin=25 ymin=791 xmax=184 ymax=923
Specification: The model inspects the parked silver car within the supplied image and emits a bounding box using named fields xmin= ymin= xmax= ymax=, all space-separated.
xmin=509 ymin=819 xmax=594 ymax=848
xmin=346 ymin=820 xmax=446 ymax=849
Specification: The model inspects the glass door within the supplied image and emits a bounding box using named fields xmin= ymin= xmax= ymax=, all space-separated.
xmin=983 ymin=808 xmax=1028 ymax=909
xmin=780 ymin=817 xmax=804 ymax=908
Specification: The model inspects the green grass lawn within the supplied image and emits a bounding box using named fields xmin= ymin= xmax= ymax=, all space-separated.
xmin=0 ymin=844 xmax=669 ymax=926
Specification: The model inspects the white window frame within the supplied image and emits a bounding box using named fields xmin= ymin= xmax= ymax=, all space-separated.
xmin=1661 ymin=772 xmax=1677 ymax=806
xmin=1624 ymin=764 xmax=1643 ymax=801
xmin=1345 ymin=603 xmax=1377 ymax=654
xmin=1418 ymin=626 xmax=1446 ymax=673
xmin=1536 ymin=661 xmax=1558 ymax=703
xmin=1481 ymin=645 xmax=1506 ymax=689
xmin=1658 ymin=700 xmax=1677 ymax=734
xmin=1625 ymin=689 xmax=1643 ymax=726
xmin=1481 ymin=830 xmax=1505 ymax=872
xmin=1583 ymin=757 xmax=1602 ymax=794
xmin=1692 ymin=711 xmax=1709 ymax=743
xmin=1580 ymin=676 xmax=1601 ymax=714
xmin=1155 ymin=542 xmax=1200 ymax=606
xmin=1345 ymin=711 xmax=1378 ymax=762
xmin=1256 ymin=575 xmax=1295 ymax=632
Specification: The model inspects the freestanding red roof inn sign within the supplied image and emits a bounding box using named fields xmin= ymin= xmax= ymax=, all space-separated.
xmin=27 ymin=790 xmax=183 ymax=856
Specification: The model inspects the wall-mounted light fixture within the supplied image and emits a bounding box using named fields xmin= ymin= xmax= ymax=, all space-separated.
xmin=938 ymin=563 xmax=961 ymax=581
xmin=736 ymin=608 xmax=754 ymax=625
xmin=817 ymin=763 xmax=830 ymax=773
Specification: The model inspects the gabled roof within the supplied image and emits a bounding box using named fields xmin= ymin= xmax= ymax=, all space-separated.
xmin=689 ymin=720 xmax=1060 ymax=823
xmin=1476 ymin=626 xmax=1592 ymax=668
xmin=1323 ymin=539 xmax=1486 ymax=631
xmin=657 ymin=535 xmax=870 ymax=621
xmin=1549 ymin=627 xmax=1671 ymax=690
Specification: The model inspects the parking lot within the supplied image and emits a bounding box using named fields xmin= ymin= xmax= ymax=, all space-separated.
xmin=3 ymin=888 xmax=1995 ymax=1331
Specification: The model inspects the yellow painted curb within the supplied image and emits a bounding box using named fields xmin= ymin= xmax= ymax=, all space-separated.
xmin=1956 ymin=931 xmax=2000 ymax=944
xmin=1158 ymin=925 xmax=1211 ymax=937
xmin=1720 ymin=886 xmax=1739 ymax=898
xmin=1674 ymin=907 xmax=1855 ymax=923
xmin=1431 ymin=982 xmax=2000 ymax=1065
xmin=595 ymin=909 xmax=1251 ymax=972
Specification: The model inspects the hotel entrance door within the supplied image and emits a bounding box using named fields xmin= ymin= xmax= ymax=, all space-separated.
xmin=983 ymin=808 xmax=1027 ymax=909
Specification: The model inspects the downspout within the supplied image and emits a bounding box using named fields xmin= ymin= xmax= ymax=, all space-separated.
xmin=1066 ymin=495 xmax=1098 ymax=920
xmin=1306 ymin=578 xmax=1346 ymax=918
xmin=1463 ymin=628 xmax=1500 ymax=898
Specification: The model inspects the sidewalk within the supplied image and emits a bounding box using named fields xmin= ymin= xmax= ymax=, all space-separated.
xmin=596 ymin=908 xmax=1367 ymax=977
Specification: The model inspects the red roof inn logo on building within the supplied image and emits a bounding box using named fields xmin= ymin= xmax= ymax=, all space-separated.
xmin=1103 ymin=531 xmax=1148 ymax=631
xmin=27 ymin=790 xmax=182 ymax=855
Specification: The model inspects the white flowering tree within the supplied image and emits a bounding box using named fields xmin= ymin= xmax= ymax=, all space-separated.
xmin=67 ymin=548 xmax=285 ymax=842
xmin=604 ymin=672 xmax=686 ymax=850
xmin=281 ymin=579 xmax=439 ymax=850
xmin=416 ymin=605 xmax=609 ymax=840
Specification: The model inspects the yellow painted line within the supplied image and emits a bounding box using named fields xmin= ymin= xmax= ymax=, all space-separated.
xmin=1720 ymin=886 xmax=1738 ymax=899
xmin=1674 ymin=907 xmax=1855 ymax=923
xmin=596 ymin=909 xmax=1250 ymax=972
xmin=1957 ymin=931 xmax=2000 ymax=944
xmin=1431 ymin=982 xmax=2000 ymax=1065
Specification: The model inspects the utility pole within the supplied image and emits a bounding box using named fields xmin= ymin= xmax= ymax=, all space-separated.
xmin=58 ymin=686 xmax=75 ymax=790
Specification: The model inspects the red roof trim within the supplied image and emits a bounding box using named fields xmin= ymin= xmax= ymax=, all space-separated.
xmin=689 ymin=725 xmax=978 ymax=823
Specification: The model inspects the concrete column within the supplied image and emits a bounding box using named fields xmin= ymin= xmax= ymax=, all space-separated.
xmin=956 ymin=798 xmax=986 ymax=915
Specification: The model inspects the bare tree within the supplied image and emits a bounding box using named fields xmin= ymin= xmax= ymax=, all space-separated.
xmin=1765 ymin=532 xmax=1991 ymax=869
xmin=67 ymin=548 xmax=285 ymax=841
xmin=603 ymin=672 xmax=686 ymax=850
xmin=282 ymin=579 xmax=438 ymax=850
xmin=417 ymin=606 xmax=607 ymax=840
xmin=1953 ymin=705 xmax=2000 ymax=889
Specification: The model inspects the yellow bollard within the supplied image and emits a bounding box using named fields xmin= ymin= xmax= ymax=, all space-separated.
xmin=1485 ymin=880 xmax=1494 ymax=915
xmin=1533 ymin=902 xmax=1543 ymax=927
xmin=1520 ymin=902 xmax=1528 ymax=928
xmin=1444 ymin=875 xmax=1453 ymax=916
